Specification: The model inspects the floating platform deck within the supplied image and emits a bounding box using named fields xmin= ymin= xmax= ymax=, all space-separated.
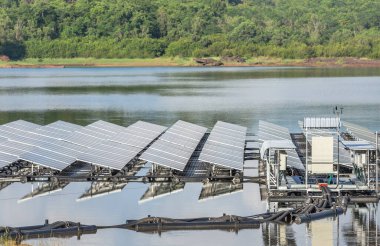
xmin=0 ymin=117 xmax=378 ymax=203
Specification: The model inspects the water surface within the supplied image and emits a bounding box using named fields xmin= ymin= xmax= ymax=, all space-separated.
xmin=0 ymin=67 xmax=380 ymax=245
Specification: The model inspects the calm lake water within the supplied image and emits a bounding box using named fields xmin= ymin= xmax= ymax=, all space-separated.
xmin=0 ymin=67 xmax=380 ymax=245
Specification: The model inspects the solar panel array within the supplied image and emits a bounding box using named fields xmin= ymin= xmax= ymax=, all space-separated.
xmin=140 ymin=120 xmax=207 ymax=171
xmin=258 ymin=120 xmax=305 ymax=170
xmin=199 ymin=121 xmax=247 ymax=171
xmin=343 ymin=121 xmax=377 ymax=145
xmin=0 ymin=119 xmax=167 ymax=171
xmin=64 ymin=120 xmax=167 ymax=170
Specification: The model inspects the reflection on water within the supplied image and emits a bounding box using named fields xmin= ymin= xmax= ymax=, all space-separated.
xmin=18 ymin=182 xmax=69 ymax=203
xmin=139 ymin=182 xmax=186 ymax=204
xmin=198 ymin=182 xmax=243 ymax=201
xmin=0 ymin=67 xmax=380 ymax=245
xmin=77 ymin=182 xmax=128 ymax=202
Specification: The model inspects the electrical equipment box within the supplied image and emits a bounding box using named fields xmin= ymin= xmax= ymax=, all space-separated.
xmin=310 ymin=136 xmax=334 ymax=173
xmin=279 ymin=153 xmax=287 ymax=171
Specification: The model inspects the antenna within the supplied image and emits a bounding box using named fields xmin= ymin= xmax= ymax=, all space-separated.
xmin=333 ymin=106 xmax=343 ymax=117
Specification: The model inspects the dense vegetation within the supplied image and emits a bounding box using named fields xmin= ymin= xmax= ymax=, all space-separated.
xmin=1 ymin=0 xmax=380 ymax=60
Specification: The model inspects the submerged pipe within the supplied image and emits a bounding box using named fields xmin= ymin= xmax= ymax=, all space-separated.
xmin=349 ymin=196 xmax=378 ymax=204
xmin=294 ymin=208 xmax=344 ymax=224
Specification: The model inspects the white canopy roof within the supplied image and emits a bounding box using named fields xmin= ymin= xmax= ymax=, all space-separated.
xmin=341 ymin=140 xmax=376 ymax=151
xmin=260 ymin=140 xmax=296 ymax=159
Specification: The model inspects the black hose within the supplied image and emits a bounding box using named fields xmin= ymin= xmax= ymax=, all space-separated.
xmin=274 ymin=211 xmax=291 ymax=222
xmin=260 ymin=210 xmax=288 ymax=222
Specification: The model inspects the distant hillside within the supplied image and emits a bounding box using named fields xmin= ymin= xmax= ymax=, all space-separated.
xmin=0 ymin=0 xmax=379 ymax=60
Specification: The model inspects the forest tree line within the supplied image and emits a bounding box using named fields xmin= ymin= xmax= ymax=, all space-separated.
xmin=0 ymin=0 xmax=380 ymax=60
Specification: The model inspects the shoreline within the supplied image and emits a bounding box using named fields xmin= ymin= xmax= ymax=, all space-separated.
xmin=1 ymin=57 xmax=380 ymax=68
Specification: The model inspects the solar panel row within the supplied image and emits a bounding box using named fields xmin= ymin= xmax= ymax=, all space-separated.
xmin=140 ymin=120 xmax=207 ymax=171
xmin=199 ymin=121 xmax=247 ymax=171
xmin=0 ymin=120 xmax=167 ymax=171
xmin=343 ymin=121 xmax=377 ymax=145
xmin=61 ymin=120 xmax=166 ymax=170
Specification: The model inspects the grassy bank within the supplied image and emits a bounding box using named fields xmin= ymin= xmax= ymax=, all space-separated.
xmin=0 ymin=57 xmax=379 ymax=68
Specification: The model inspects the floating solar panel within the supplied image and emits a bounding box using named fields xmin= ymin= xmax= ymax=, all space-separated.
xmin=36 ymin=140 xmax=87 ymax=158
xmin=0 ymin=152 xmax=19 ymax=168
xmin=0 ymin=144 xmax=33 ymax=157
xmin=33 ymin=127 xmax=71 ymax=140
xmin=132 ymin=120 xmax=167 ymax=134
xmin=20 ymin=152 xmax=68 ymax=171
xmin=140 ymin=120 xmax=207 ymax=171
xmin=21 ymin=147 xmax=76 ymax=166
xmin=0 ymin=140 xmax=35 ymax=153
xmin=199 ymin=121 xmax=247 ymax=171
xmin=0 ymin=126 xmax=52 ymax=147
xmin=2 ymin=120 xmax=40 ymax=132
xmin=174 ymin=120 xmax=207 ymax=133
xmin=215 ymin=121 xmax=247 ymax=133
xmin=258 ymin=121 xmax=305 ymax=170
xmin=160 ymin=133 xmax=200 ymax=149
xmin=46 ymin=120 xmax=83 ymax=132
xmin=87 ymin=120 xmax=126 ymax=134
xmin=77 ymin=152 xmax=131 ymax=170
xmin=0 ymin=119 xmax=167 ymax=171
xmin=343 ymin=121 xmax=377 ymax=145
xmin=72 ymin=120 xmax=167 ymax=170
xmin=63 ymin=132 xmax=102 ymax=147
xmin=110 ymin=133 xmax=153 ymax=148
